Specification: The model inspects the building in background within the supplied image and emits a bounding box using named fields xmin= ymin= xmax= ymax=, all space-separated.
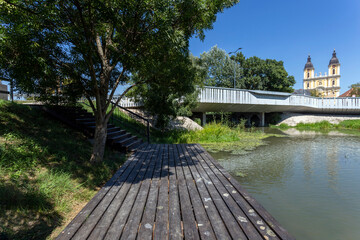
xmin=303 ymin=50 xmax=341 ymax=98
xmin=0 ymin=81 xmax=8 ymax=100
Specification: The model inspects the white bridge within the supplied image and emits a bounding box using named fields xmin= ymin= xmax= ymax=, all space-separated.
xmin=193 ymin=86 xmax=360 ymax=114
xmin=119 ymin=86 xmax=360 ymax=126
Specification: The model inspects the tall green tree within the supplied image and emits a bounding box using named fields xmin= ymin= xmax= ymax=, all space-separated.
xmin=0 ymin=0 xmax=239 ymax=162
xmin=196 ymin=45 xmax=242 ymax=88
xmin=195 ymin=45 xmax=295 ymax=92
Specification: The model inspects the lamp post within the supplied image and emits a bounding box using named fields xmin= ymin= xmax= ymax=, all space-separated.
xmin=228 ymin=47 xmax=242 ymax=88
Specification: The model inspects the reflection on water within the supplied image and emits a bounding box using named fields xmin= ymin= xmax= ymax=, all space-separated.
xmin=210 ymin=132 xmax=360 ymax=240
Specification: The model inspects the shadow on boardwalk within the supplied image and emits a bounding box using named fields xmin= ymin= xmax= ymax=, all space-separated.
xmin=57 ymin=143 xmax=295 ymax=240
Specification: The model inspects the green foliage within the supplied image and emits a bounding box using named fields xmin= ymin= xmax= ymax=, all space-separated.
xmin=0 ymin=0 xmax=240 ymax=160
xmin=349 ymin=84 xmax=360 ymax=97
xmin=272 ymin=119 xmax=360 ymax=131
xmin=193 ymin=45 xmax=295 ymax=92
xmin=179 ymin=122 xmax=240 ymax=143
xmin=274 ymin=123 xmax=291 ymax=129
xmin=338 ymin=120 xmax=360 ymax=129
xmin=309 ymin=89 xmax=321 ymax=97
xmin=295 ymin=121 xmax=335 ymax=130
xmin=0 ymin=100 xmax=125 ymax=239
xmin=197 ymin=45 xmax=239 ymax=88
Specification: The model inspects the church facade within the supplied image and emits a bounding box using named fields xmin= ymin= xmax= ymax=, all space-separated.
xmin=303 ymin=50 xmax=341 ymax=98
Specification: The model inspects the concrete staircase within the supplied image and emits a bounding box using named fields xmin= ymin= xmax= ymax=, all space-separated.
xmin=44 ymin=106 xmax=144 ymax=152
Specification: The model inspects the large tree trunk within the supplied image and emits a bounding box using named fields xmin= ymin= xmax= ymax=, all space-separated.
xmin=90 ymin=119 xmax=108 ymax=163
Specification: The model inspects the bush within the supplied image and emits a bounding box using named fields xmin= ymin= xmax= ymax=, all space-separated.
xmin=338 ymin=120 xmax=360 ymax=129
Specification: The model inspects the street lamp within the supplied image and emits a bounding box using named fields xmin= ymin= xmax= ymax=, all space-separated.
xmin=228 ymin=47 xmax=242 ymax=88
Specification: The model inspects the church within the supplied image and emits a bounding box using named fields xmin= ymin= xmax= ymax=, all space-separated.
xmin=303 ymin=50 xmax=341 ymax=98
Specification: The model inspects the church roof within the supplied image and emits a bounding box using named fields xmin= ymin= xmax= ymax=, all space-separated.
xmin=304 ymin=55 xmax=314 ymax=70
xmin=329 ymin=49 xmax=340 ymax=66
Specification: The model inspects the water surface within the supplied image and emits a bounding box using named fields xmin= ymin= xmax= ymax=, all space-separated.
xmin=210 ymin=131 xmax=360 ymax=240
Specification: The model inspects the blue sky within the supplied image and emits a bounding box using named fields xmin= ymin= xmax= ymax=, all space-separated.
xmin=2 ymin=0 xmax=359 ymax=96
xmin=190 ymin=0 xmax=360 ymax=93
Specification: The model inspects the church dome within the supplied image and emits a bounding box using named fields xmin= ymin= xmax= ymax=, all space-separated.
xmin=304 ymin=55 xmax=314 ymax=70
xmin=329 ymin=49 xmax=340 ymax=65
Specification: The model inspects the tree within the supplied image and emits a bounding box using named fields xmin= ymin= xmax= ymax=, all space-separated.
xmin=195 ymin=46 xmax=242 ymax=88
xmin=0 ymin=0 xmax=239 ymax=162
xmin=194 ymin=45 xmax=295 ymax=92
xmin=349 ymin=83 xmax=360 ymax=97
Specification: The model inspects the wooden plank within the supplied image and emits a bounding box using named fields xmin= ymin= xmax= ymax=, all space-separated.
xmin=137 ymin=144 xmax=165 ymax=239
xmin=56 ymin=144 xmax=148 ymax=240
xmin=154 ymin=144 xmax=170 ymax=240
xmin=194 ymin=144 xmax=296 ymax=240
xmin=173 ymin=145 xmax=200 ymax=240
xmin=190 ymin=144 xmax=280 ymax=240
xmin=102 ymin=144 xmax=160 ymax=240
xmin=187 ymin=144 xmax=263 ymax=240
xmin=118 ymin=144 xmax=160 ymax=240
xmin=181 ymin=145 xmax=247 ymax=240
xmin=178 ymin=144 xmax=216 ymax=240
xmin=180 ymin=144 xmax=232 ymax=240
xmin=72 ymin=144 xmax=153 ymax=240
xmin=168 ymin=144 xmax=183 ymax=240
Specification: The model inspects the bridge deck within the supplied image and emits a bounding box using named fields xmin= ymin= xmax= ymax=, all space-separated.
xmin=56 ymin=144 xmax=295 ymax=240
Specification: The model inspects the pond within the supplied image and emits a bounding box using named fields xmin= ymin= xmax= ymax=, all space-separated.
xmin=210 ymin=129 xmax=360 ymax=240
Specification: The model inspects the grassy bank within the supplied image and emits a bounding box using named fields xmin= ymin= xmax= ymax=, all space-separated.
xmin=273 ymin=120 xmax=360 ymax=131
xmin=0 ymin=100 xmax=125 ymax=240
xmin=151 ymin=122 xmax=273 ymax=154
xmin=80 ymin=101 xmax=273 ymax=154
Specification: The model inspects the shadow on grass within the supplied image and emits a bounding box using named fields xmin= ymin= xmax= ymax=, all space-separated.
xmin=0 ymin=181 xmax=62 ymax=240
xmin=0 ymin=101 xmax=126 ymax=239
xmin=0 ymin=102 xmax=125 ymax=189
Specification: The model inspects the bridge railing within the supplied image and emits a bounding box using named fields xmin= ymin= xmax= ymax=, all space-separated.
xmin=198 ymin=86 xmax=360 ymax=110
xmin=197 ymin=87 xmax=252 ymax=104
xmin=112 ymin=86 xmax=360 ymax=111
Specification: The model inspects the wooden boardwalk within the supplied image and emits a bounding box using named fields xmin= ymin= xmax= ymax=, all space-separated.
xmin=57 ymin=144 xmax=295 ymax=240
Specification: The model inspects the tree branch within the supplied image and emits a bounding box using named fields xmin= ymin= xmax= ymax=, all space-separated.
xmin=3 ymin=0 xmax=39 ymax=15
xmin=104 ymin=67 xmax=127 ymax=110
xmin=105 ymin=82 xmax=141 ymax=122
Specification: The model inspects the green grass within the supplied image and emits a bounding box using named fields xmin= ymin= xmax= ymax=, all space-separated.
xmin=338 ymin=120 xmax=360 ymax=130
xmin=0 ymin=100 xmax=126 ymax=240
xmin=152 ymin=122 xmax=274 ymax=154
xmin=271 ymin=119 xmax=360 ymax=132
xmin=295 ymin=121 xmax=336 ymax=130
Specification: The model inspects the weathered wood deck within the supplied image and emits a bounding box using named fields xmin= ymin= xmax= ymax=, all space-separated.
xmin=57 ymin=144 xmax=295 ymax=240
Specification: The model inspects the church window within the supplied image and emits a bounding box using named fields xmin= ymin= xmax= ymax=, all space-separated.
xmin=333 ymin=68 xmax=335 ymax=75
xmin=319 ymin=81 xmax=322 ymax=86
xmin=307 ymin=72 xmax=310 ymax=78
xmin=307 ymin=82 xmax=309 ymax=88
xmin=332 ymin=80 xmax=335 ymax=86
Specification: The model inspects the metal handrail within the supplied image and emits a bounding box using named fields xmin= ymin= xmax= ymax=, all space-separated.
xmin=110 ymin=100 xmax=150 ymax=143
xmin=79 ymin=99 xmax=150 ymax=143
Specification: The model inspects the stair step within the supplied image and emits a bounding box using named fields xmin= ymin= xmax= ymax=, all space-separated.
xmin=46 ymin=105 xmax=147 ymax=153
xmin=124 ymin=139 xmax=143 ymax=151
xmin=107 ymin=130 xmax=126 ymax=138
xmin=79 ymin=121 xmax=96 ymax=126
xmin=109 ymin=133 xmax=131 ymax=142
xmin=116 ymin=135 xmax=137 ymax=145
xmin=76 ymin=118 xmax=95 ymax=122
xmin=107 ymin=127 xmax=121 ymax=133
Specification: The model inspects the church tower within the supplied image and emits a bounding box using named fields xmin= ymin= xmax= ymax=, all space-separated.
xmin=303 ymin=55 xmax=315 ymax=89
xmin=303 ymin=50 xmax=341 ymax=98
